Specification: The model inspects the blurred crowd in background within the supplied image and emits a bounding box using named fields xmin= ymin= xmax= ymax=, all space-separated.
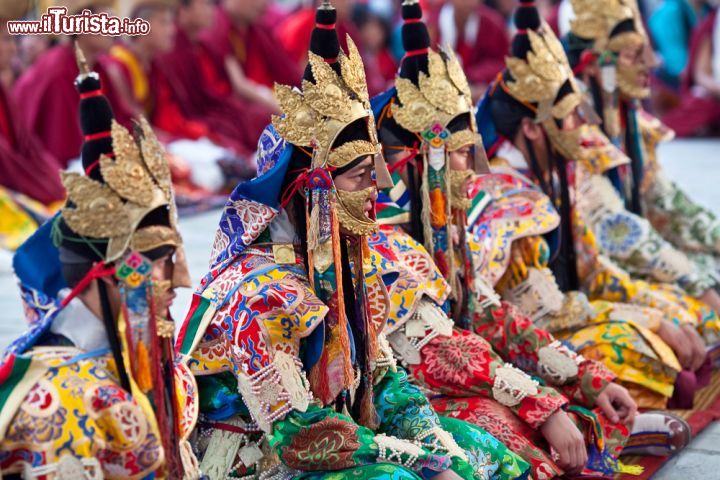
xmin=1 ymin=0 xmax=720 ymax=250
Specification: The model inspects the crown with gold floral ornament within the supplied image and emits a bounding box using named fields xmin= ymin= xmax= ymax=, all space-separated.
xmin=500 ymin=0 xmax=583 ymax=122
xmin=389 ymin=0 xmax=476 ymax=152
xmin=271 ymin=7 xmax=379 ymax=174
xmin=57 ymin=43 xmax=182 ymax=263
xmin=569 ymin=0 xmax=646 ymax=54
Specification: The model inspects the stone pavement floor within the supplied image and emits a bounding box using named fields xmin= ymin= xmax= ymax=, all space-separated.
xmin=0 ymin=138 xmax=718 ymax=477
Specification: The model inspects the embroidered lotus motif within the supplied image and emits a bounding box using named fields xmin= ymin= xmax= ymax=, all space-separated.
xmin=597 ymin=212 xmax=644 ymax=255
xmin=283 ymin=417 xmax=361 ymax=470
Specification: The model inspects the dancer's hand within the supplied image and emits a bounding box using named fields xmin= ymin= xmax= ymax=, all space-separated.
xmin=681 ymin=323 xmax=707 ymax=372
xmin=658 ymin=320 xmax=693 ymax=369
xmin=541 ymin=410 xmax=587 ymax=475
xmin=700 ymin=288 xmax=720 ymax=317
xmin=596 ymin=383 xmax=638 ymax=425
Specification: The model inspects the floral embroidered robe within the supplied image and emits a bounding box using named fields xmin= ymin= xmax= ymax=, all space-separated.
xmin=176 ymin=202 xmax=529 ymax=480
xmin=569 ymin=133 xmax=720 ymax=349
xmin=637 ymin=111 xmax=720 ymax=294
xmin=368 ymin=225 xmax=628 ymax=479
xmin=0 ymin=292 xmax=198 ymax=480
xmin=466 ymin=165 xmax=684 ymax=408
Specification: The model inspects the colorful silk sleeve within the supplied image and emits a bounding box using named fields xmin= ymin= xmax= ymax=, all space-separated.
xmin=643 ymin=170 xmax=720 ymax=257
xmin=576 ymin=171 xmax=717 ymax=297
xmin=550 ymin=341 xmax=615 ymax=407
xmin=409 ymin=329 xmax=567 ymax=429
xmin=374 ymin=368 xmax=462 ymax=455
xmin=468 ymin=300 xmax=614 ymax=406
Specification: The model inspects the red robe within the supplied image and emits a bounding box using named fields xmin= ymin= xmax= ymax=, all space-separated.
xmin=199 ymin=7 xmax=299 ymax=90
xmin=155 ymin=29 xmax=272 ymax=156
xmin=0 ymin=83 xmax=64 ymax=204
xmin=274 ymin=8 xmax=390 ymax=95
xmin=12 ymin=44 xmax=133 ymax=168
xmin=276 ymin=8 xmax=359 ymax=66
xmin=428 ymin=5 xmax=510 ymax=87
xmin=662 ymin=9 xmax=720 ymax=136
xmin=104 ymin=44 xmax=211 ymax=144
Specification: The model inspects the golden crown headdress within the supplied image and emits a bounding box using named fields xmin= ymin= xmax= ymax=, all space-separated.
xmin=272 ymin=36 xmax=380 ymax=171
xmin=569 ymin=0 xmax=646 ymax=53
xmin=61 ymin=117 xmax=179 ymax=261
xmin=392 ymin=48 xmax=477 ymax=150
xmin=505 ymin=22 xmax=583 ymax=121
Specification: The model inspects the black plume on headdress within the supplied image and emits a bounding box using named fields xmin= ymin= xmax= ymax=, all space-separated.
xmin=303 ymin=5 xmax=341 ymax=81
xmin=377 ymin=1 xmax=431 ymax=148
xmin=55 ymin=56 xmax=119 ymax=262
xmin=398 ymin=1 xmax=430 ymax=84
xmin=77 ymin=74 xmax=114 ymax=183
xmin=511 ymin=0 xmax=541 ymax=61
xmin=298 ymin=4 xmax=369 ymax=157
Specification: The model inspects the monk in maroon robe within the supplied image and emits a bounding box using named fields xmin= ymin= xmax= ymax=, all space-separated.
xmin=199 ymin=0 xmax=298 ymax=88
xmin=663 ymin=8 xmax=720 ymax=137
xmin=427 ymin=0 xmax=510 ymax=100
xmin=103 ymin=1 xmax=216 ymax=144
xmin=0 ymin=23 xmax=63 ymax=205
xmin=197 ymin=0 xmax=297 ymax=118
xmin=155 ymin=0 xmax=269 ymax=157
xmin=12 ymin=37 xmax=133 ymax=169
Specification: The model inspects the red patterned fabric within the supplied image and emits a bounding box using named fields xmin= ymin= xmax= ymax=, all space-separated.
xmin=433 ymin=395 xmax=630 ymax=480
xmin=408 ymin=329 xmax=567 ymax=429
xmin=471 ymin=299 xmax=616 ymax=407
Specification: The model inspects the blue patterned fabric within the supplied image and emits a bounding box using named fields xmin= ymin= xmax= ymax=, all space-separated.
xmin=207 ymin=128 xmax=293 ymax=273
xmin=3 ymin=217 xmax=67 ymax=357
xmin=256 ymin=124 xmax=288 ymax=175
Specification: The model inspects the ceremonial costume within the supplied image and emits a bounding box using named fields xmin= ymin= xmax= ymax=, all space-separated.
xmin=474 ymin=0 xmax=715 ymax=413
xmin=369 ymin=2 xmax=634 ymax=478
xmin=0 ymin=46 xmax=199 ymax=479
xmin=176 ymin=5 xmax=528 ymax=479
xmin=566 ymin=0 xmax=720 ymax=320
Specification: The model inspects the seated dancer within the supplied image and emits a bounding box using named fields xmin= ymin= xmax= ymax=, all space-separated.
xmin=0 ymin=45 xmax=200 ymax=479
xmin=566 ymin=0 xmax=720 ymax=320
xmin=663 ymin=3 xmax=720 ymax=136
xmin=175 ymin=3 xmax=529 ymax=479
xmin=0 ymin=2 xmax=64 ymax=206
xmin=370 ymin=1 xmax=685 ymax=477
xmin=12 ymin=0 xmax=134 ymax=169
xmin=106 ymin=0 xmax=243 ymax=193
xmin=475 ymin=0 xmax=715 ymax=411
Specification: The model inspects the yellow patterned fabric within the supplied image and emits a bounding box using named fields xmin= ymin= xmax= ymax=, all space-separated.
xmin=0 ymin=347 xmax=164 ymax=479
xmin=367 ymin=226 xmax=450 ymax=333
xmin=466 ymin=168 xmax=561 ymax=286
xmin=575 ymin=207 xmax=720 ymax=345
xmin=0 ymin=188 xmax=42 ymax=251
xmin=554 ymin=301 xmax=680 ymax=399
